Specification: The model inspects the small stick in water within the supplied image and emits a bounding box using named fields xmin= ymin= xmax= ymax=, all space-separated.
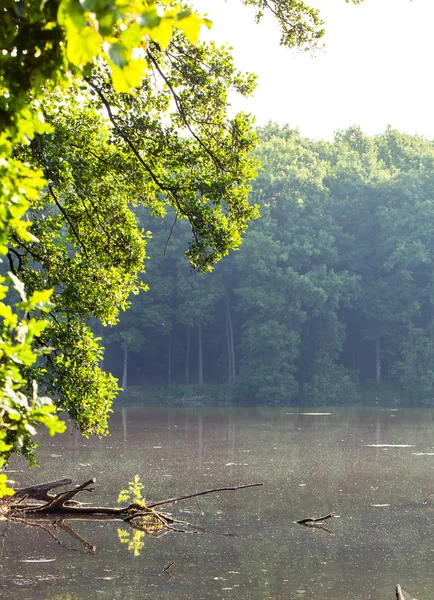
xmin=296 ymin=512 xmax=335 ymax=525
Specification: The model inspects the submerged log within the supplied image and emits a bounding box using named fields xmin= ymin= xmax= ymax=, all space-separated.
xmin=13 ymin=478 xmax=73 ymax=502
xmin=2 ymin=477 xmax=264 ymax=551
xmin=7 ymin=477 xmax=263 ymax=523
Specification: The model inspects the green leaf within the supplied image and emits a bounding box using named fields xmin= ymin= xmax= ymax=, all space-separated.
xmin=67 ymin=27 xmax=103 ymax=66
xmin=0 ymin=302 xmax=18 ymax=326
xmin=0 ymin=474 xmax=16 ymax=497
xmin=107 ymin=42 xmax=129 ymax=69
xmin=110 ymin=59 xmax=147 ymax=92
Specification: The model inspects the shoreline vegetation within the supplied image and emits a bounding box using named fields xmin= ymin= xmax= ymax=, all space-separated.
xmin=116 ymin=383 xmax=434 ymax=408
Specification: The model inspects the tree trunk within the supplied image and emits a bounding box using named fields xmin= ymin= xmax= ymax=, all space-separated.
xmin=167 ymin=331 xmax=171 ymax=385
xmin=185 ymin=325 xmax=191 ymax=385
xmin=319 ymin=317 xmax=323 ymax=354
xmin=375 ymin=335 xmax=381 ymax=383
xmin=225 ymin=317 xmax=232 ymax=383
xmin=122 ymin=345 xmax=128 ymax=391
xmin=198 ymin=321 xmax=203 ymax=385
xmin=408 ymin=310 xmax=413 ymax=349
xmin=224 ymin=289 xmax=236 ymax=382
xmin=228 ymin=304 xmax=236 ymax=380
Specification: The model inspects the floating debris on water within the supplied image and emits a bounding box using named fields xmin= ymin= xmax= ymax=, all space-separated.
xmin=20 ymin=558 xmax=56 ymax=563
xmin=413 ymin=452 xmax=434 ymax=456
xmin=365 ymin=444 xmax=414 ymax=448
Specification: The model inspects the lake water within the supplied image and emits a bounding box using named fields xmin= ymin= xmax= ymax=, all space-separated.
xmin=2 ymin=406 xmax=434 ymax=600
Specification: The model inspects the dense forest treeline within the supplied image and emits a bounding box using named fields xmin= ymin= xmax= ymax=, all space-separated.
xmin=104 ymin=123 xmax=434 ymax=404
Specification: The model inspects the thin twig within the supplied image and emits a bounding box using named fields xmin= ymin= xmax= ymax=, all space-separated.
xmin=296 ymin=512 xmax=335 ymax=525
xmin=147 ymin=483 xmax=263 ymax=508
xmin=164 ymin=213 xmax=178 ymax=256
xmin=11 ymin=517 xmax=62 ymax=546
xmin=147 ymin=51 xmax=224 ymax=171
xmin=48 ymin=186 xmax=90 ymax=259
xmin=84 ymin=78 xmax=179 ymax=197
xmin=164 ymin=561 xmax=175 ymax=580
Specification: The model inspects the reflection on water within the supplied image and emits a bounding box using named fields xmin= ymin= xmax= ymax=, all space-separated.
xmin=2 ymin=406 xmax=434 ymax=599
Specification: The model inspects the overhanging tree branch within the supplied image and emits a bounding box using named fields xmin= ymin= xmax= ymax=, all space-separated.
xmin=147 ymin=51 xmax=224 ymax=172
xmin=48 ymin=186 xmax=90 ymax=260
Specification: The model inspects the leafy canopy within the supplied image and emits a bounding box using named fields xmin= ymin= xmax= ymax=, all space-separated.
xmin=0 ymin=0 xmax=364 ymax=492
xmin=0 ymin=0 xmax=211 ymax=489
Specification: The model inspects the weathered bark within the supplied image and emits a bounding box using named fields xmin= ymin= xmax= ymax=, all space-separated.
xmin=198 ymin=321 xmax=203 ymax=385
xmin=9 ymin=478 xmax=263 ymax=519
xmin=41 ymin=478 xmax=96 ymax=511
xmin=13 ymin=478 xmax=73 ymax=502
xmin=7 ymin=477 xmax=264 ymax=553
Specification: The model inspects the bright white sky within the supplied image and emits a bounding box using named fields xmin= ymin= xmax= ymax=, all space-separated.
xmin=196 ymin=0 xmax=434 ymax=141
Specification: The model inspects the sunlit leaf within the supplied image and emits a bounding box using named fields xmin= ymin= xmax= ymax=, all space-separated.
xmin=67 ymin=27 xmax=103 ymax=66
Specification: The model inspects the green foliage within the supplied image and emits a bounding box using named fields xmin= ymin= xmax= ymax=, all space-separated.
xmin=0 ymin=0 xmax=267 ymax=475
xmin=0 ymin=0 xmax=213 ymax=488
xmin=0 ymin=0 xmax=373 ymax=485
xmin=393 ymin=329 xmax=434 ymax=399
xmin=303 ymin=356 xmax=359 ymax=405
xmin=244 ymin=0 xmax=324 ymax=49
xmin=117 ymin=527 xmax=146 ymax=557
xmin=0 ymin=473 xmax=15 ymax=497
xmin=243 ymin=0 xmax=362 ymax=49
xmin=0 ymin=272 xmax=66 ymax=472
xmin=118 ymin=475 xmax=146 ymax=506
xmin=236 ymin=320 xmax=300 ymax=404
xmin=106 ymin=123 xmax=434 ymax=406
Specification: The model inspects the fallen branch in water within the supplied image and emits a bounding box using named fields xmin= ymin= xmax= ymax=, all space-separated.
xmin=147 ymin=483 xmax=264 ymax=508
xmin=2 ymin=477 xmax=263 ymax=554
xmin=13 ymin=478 xmax=73 ymax=502
xmin=296 ymin=512 xmax=335 ymax=525
xmin=6 ymin=477 xmax=263 ymax=528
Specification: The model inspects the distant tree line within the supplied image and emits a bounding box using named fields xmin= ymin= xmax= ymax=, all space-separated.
xmin=105 ymin=123 xmax=434 ymax=403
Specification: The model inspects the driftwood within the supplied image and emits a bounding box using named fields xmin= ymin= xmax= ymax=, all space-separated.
xmin=9 ymin=479 xmax=263 ymax=516
xmin=296 ymin=512 xmax=335 ymax=525
xmin=13 ymin=478 xmax=73 ymax=502
xmin=295 ymin=512 xmax=336 ymax=536
xmin=1 ymin=477 xmax=264 ymax=554
xmin=5 ymin=477 xmax=263 ymax=536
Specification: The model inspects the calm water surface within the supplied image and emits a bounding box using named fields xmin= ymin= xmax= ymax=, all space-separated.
xmin=2 ymin=406 xmax=434 ymax=600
